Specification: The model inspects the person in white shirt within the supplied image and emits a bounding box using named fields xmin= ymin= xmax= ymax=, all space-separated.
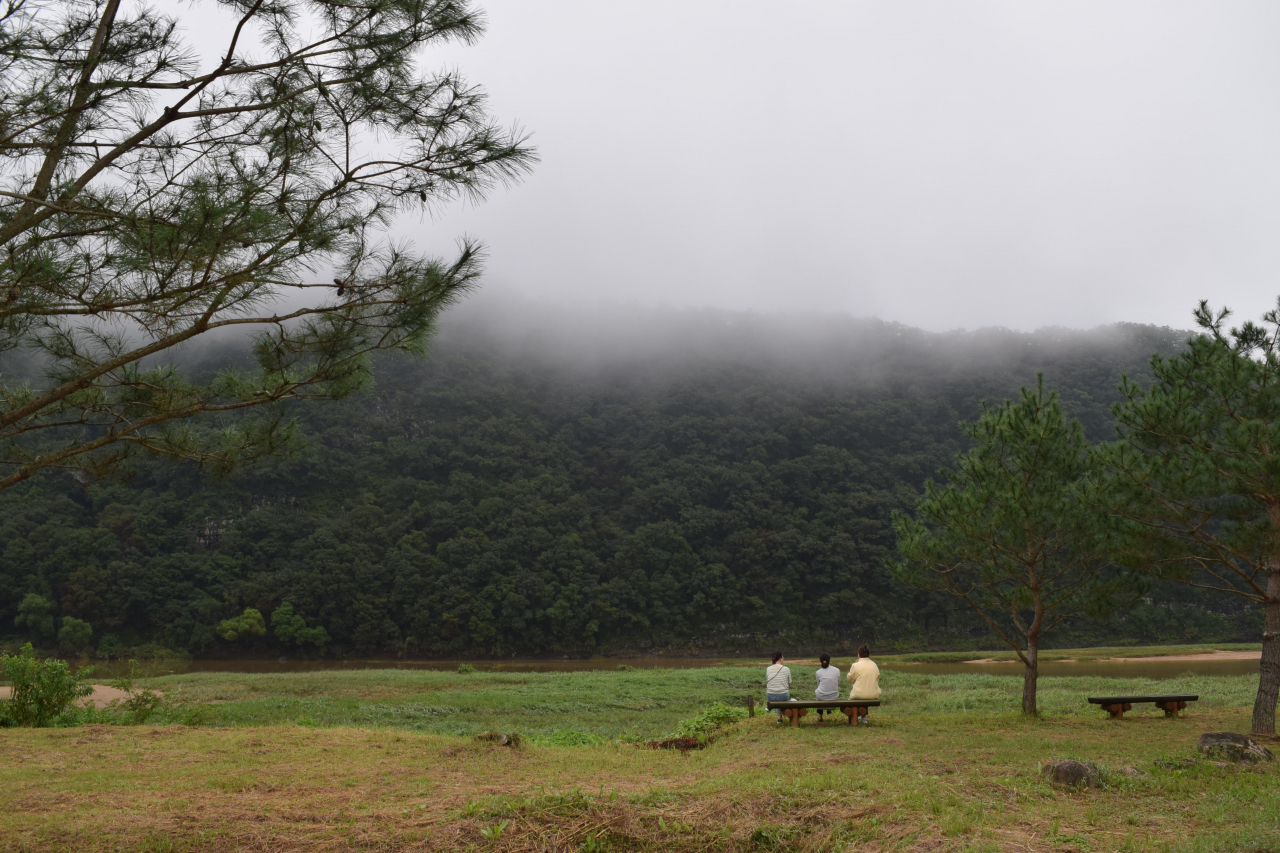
xmin=813 ymin=652 xmax=840 ymax=720
xmin=847 ymin=644 xmax=881 ymax=723
xmin=765 ymin=651 xmax=792 ymax=722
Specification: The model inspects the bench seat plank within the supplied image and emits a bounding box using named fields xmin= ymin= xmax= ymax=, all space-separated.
xmin=766 ymin=699 xmax=881 ymax=727
xmin=1087 ymin=695 xmax=1197 ymax=704
xmin=1087 ymin=694 xmax=1198 ymax=719
xmin=765 ymin=700 xmax=881 ymax=709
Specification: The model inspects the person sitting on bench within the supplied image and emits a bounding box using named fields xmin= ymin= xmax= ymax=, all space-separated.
xmin=847 ymin=645 xmax=880 ymax=723
xmin=765 ymin=651 xmax=792 ymax=722
xmin=813 ymin=653 xmax=840 ymax=719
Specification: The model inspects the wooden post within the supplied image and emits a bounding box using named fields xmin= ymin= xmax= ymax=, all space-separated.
xmin=843 ymin=707 xmax=856 ymax=725
xmin=747 ymin=695 xmax=754 ymax=718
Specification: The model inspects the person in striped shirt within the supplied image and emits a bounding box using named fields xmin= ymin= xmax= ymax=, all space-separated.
xmin=765 ymin=651 xmax=792 ymax=722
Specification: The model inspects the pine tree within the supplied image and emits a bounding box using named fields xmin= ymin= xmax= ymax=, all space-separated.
xmin=0 ymin=0 xmax=534 ymax=488
xmin=893 ymin=377 xmax=1132 ymax=715
xmin=1108 ymin=300 xmax=1280 ymax=735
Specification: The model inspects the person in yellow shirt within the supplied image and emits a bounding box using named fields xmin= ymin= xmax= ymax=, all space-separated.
xmin=847 ymin=644 xmax=880 ymax=723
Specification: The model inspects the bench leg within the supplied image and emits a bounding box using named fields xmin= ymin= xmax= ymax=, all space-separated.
xmin=843 ymin=707 xmax=856 ymax=726
xmin=857 ymin=706 xmax=868 ymax=724
xmin=1105 ymin=703 xmax=1124 ymax=719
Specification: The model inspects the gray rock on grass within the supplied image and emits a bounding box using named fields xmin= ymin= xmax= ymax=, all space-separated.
xmin=1041 ymin=760 xmax=1102 ymax=788
xmin=1197 ymin=733 xmax=1274 ymax=764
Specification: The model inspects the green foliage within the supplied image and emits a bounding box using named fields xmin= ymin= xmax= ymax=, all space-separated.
xmin=216 ymin=609 xmax=266 ymax=643
xmin=1107 ymin=299 xmax=1280 ymax=734
xmin=0 ymin=643 xmax=93 ymax=727
xmin=673 ymin=702 xmax=748 ymax=741
xmin=57 ymin=617 xmax=93 ymax=654
xmin=96 ymin=634 xmax=124 ymax=660
xmin=457 ymin=663 xmax=476 ymax=673
xmin=0 ymin=315 xmax=1247 ymax=657
xmin=270 ymin=603 xmax=330 ymax=655
xmin=107 ymin=660 xmax=165 ymax=725
xmin=1108 ymin=300 xmax=1280 ymax=599
xmin=0 ymin=0 xmax=534 ymax=489
xmin=892 ymin=377 xmax=1137 ymax=713
xmin=14 ymin=594 xmax=55 ymax=643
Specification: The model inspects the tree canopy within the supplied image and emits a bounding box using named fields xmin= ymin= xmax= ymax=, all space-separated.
xmin=892 ymin=377 xmax=1134 ymax=714
xmin=0 ymin=0 xmax=534 ymax=489
xmin=1 ymin=311 xmax=1251 ymax=658
xmin=1108 ymin=300 xmax=1280 ymax=735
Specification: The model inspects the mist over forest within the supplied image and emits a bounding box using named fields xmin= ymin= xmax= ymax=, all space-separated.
xmin=0 ymin=301 xmax=1255 ymax=658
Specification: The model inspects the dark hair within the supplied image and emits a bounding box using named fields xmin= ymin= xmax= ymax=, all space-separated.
xmin=772 ymin=651 xmax=783 ymax=664
xmin=858 ymin=645 xmax=870 ymax=658
xmin=819 ymin=653 xmax=830 ymax=668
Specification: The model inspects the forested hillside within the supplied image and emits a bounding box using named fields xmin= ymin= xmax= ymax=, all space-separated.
xmin=0 ymin=303 xmax=1257 ymax=658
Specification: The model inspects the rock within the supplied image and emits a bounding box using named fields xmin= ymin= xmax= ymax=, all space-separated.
xmin=1041 ymin=760 xmax=1102 ymax=788
xmin=474 ymin=731 xmax=523 ymax=748
xmin=1197 ymin=732 xmax=1274 ymax=764
xmin=1117 ymin=765 xmax=1147 ymax=777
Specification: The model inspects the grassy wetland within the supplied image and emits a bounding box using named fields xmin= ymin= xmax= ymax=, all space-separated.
xmin=2 ymin=654 xmax=1277 ymax=852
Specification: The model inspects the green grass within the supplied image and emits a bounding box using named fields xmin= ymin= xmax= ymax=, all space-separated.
xmin=1 ymin=660 xmax=1275 ymax=852
xmin=127 ymin=666 xmax=1263 ymax=740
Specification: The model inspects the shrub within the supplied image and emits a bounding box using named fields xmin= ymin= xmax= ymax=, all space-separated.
xmin=673 ymin=702 xmax=749 ymax=742
xmin=58 ymin=617 xmax=93 ymax=654
xmin=14 ymin=594 xmax=56 ymax=643
xmin=216 ymin=608 xmax=266 ymax=642
xmin=96 ymin=634 xmax=124 ymax=659
xmin=270 ymin=602 xmax=330 ymax=655
xmin=108 ymin=660 xmax=165 ymax=724
xmin=0 ymin=643 xmax=94 ymax=727
xmin=457 ymin=663 xmax=476 ymax=674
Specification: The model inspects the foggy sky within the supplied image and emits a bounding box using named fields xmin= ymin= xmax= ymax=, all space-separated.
xmin=189 ymin=2 xmax=1280 ymax=333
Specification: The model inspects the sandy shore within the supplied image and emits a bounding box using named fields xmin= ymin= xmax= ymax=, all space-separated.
xmin=959 ymin=649 xmax=1262 ymax=664
xmin=1105 ymin=650 xmax=1260 ymax=662
xmin=0 ymin=684 xmax=131 ymax=709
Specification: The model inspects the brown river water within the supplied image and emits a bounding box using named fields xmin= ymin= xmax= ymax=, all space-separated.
xmin=76 ymin=655 xmax=1260 ymax=680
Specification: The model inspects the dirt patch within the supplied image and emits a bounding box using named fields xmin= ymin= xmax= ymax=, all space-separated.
xmin=1108 ymin=650 xmax=1260 ymax=662
xmin=0 ymin=684 xmax=136 ymax=709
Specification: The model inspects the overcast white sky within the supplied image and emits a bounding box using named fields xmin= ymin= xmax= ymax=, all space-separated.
xmin=196 ymin=1 xmax=1280 ymax=332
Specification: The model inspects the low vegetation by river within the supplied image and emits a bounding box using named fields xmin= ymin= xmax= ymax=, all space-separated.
xmin=1 ymin=661 xmax=1275 ymax=851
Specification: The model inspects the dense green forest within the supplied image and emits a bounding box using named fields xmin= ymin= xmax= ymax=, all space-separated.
xmin=0 ymin=303 xmax=1259 ymax=658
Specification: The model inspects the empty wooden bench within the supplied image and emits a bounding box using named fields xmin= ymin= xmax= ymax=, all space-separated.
xmin=1087 ymin=694 xmax=1198 ymax=719
xmin=766 ymin=699 xmax=881 ymax=726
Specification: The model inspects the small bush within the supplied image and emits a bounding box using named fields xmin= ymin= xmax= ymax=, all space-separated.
xmin=457 ymin=663 xmax=475 ymax=673
xmin=58 ymin=617 xmax=93 ymax=654
xmin=0 ymin=643 xmax=94 ymax=727
xmin=271 ymin=602 xmax=330 ymax=655
xmin=216 ymin=608 xmax=266 ymax=642
xmin=108 ymin=660 xmax=165 ymax=724
xmin=666 ymin=702 xmax=749 ymax=744
xmin=96 ymin=634 xmax=124 ymax=659
xmin=14 ymin=594 xmax=56 ymax=643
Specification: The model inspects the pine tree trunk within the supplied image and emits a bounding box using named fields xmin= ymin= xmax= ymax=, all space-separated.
xmin=1251 ymin=569 xmax=1280 ymax=736
xmin=1021 ymin=636 xmax=1039 ymax=716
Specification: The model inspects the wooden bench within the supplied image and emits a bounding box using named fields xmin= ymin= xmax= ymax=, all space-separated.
xmin=1087 ymin=694 xmax=1198 ymax=719
xmin=766 ymin=699 xmax=881 ymax=726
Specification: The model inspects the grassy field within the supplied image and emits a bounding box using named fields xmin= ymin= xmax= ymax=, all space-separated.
xmin=1 ymin=662 xmax=1276 ymax=852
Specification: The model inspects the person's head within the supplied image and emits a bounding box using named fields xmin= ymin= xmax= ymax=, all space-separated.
xmin=858 ymin=645 xmax=871 ymax=658
xmin=772 ymin=651 xmax=784 ymax=664
xmin=819 ymin=653 xmax=830 ymax=668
